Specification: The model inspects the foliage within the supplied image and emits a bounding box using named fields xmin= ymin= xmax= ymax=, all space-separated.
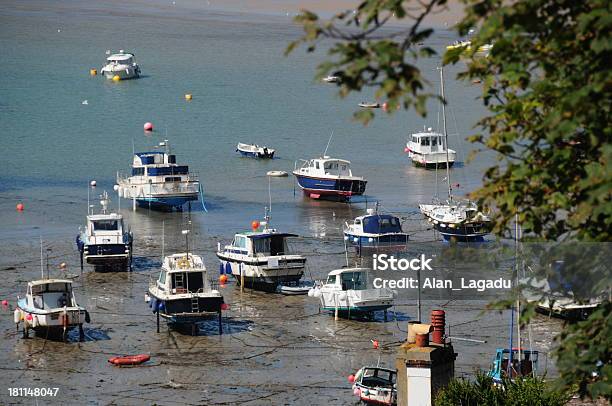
xmin=435 ymin=372 xmax=569 ymax=406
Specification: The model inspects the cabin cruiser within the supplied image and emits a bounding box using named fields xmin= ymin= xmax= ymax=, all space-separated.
xmin=405 ymin=127 xmax=456 ymax=168
xmin=100 ymin=50 xmax=141 ymax=80
xmin=116 ymin=140 xmax=201 ymax=210
xmin=309 ymin=268 xmax=395 ymax=317
xmin=216 ymin=212 xmax=306 ymax=292
xmin=344 ymin=206 xmax=409 ymax=249
xmin=236 ymin=142 xmax=275 ymax=159
xmin=76 ymin=191 xmax=133 ymax=271
xmin=293 ymin=157 xmax=367 ymax=201
xmin=15 ymin=279 xmax=90 ymax=341
xmin=419 ymin=200 xmax=492 ymax=242
xmin=352 ymin=366 xmax=397 ymax=406
xmin=147 ymin=251 xmax=224 ymax=335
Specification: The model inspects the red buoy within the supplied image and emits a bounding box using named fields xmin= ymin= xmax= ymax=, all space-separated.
xmin=2 ymin=300 xmax=8 ymax=306
xmin=372 ymin=340 xmax=379 ymax=349
xmin=221 ymin=303 xmax=230 ymax=311
xmin=143 ymin=122 xmax=153 ymax=132
xmin=348 ymin=374 xmax=355 ymax=383
xmin=251 ymin=220 xmax=260 ymax=231
xmin=219 ymin=274 xmax=228 ymax=284
xmin=16 ymin=203 xmax=24 ymax=212
xmin=108 ymin=354 xmax=150 ymax=366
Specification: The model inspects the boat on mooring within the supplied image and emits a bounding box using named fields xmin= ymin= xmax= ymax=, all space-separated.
xmin=101 ymin=50 xmax=141 ymax=80
xmin=309 ymin=268 xmax=395 ymax=318
xmin=322 ymin=75 xmax=340 ymax=83
xmin=15 ymin=277 xmax=90 ymax=341
xmin=76 ymin=191 xmax=133 ymax=271
xmin=293 ymin=157 xmax=367 ymax=201
xmin=236 ymin=142 xmax=275 ymax=159
xmin=116 ymin=140 xmax=202 ymax=211
xmin=216 ymin=210 xmax=307 ymax=292
xmin=344 ymin=204 xmax=409 ymax=250
xmin=405 ymin=127 xmax=456 ymax=168
xmin=147 ymin=242 xmax=224 ymax=335
xmin=351 ymin=366 xmax=397 ymax=406
xmin=359 ymin=102 xmax=381 ymax=108
xmin=488 ymin=348 xmax=539 ymax=385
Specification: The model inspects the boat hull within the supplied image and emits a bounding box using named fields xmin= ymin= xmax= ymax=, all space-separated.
xmin=217 ymin=256 xmax=305 ymax=292
xmin=294 ymin=174 xmax=367 ymax=201
xmin=237 ymin=149 xmax=274 ymax=159
xmin=83 ymin=243 xmax=130 ymax=265
xmin=135 ymin=194 xmax=199 ymax=210
xmin=102 ymin=66 xmax=140 ymax=80
xmin=434 ymin=222 xmax=492 ymax=242
xmin=148 ymin=294 xmax=223 ymax=323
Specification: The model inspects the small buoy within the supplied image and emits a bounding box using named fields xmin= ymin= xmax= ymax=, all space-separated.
xmin=251 ymin=220 xmax=260 ymax=231
xmin=25 ymin=313 xmax=33 ymax=321
xmin=219 ymin=274 xmax=228 ymax=284
xmin=2 ymin=300 xmax=8 ymax=306
xmin=90 ymin=68 xmax=97 ymax=76
xmin=184 ymin=93 xmax=192 ymax=101
xmin=90 ymin=180 xmax=97 ymax=187
xmin=113 ymin=184 xmax=119 ymax=191
xmin=382 ymin=102 xmax=388 ymax=111
xmin=144 ymin=122 xmax=153 ymax=132
xmin=112 ymin=75 xmax=121 ymax=82
xmin=348 ymin=374 xmax=355 ymax=383
xmin=221 ymin=303 xmax=230 ymax=310
xmin=16 ymin=203 xmax=24 ymax=212
xmin=59 ymin=262 xmax=67 ymax=270
xmin=372 ymin=340 xmax=379 ymax=349
xmin=82 ymin=100 xmax=88 ymax=105
xmin=404 ymin=147 xmax=409 ymax=153
xmin=353 ymin=388 xmax=361 ymax=396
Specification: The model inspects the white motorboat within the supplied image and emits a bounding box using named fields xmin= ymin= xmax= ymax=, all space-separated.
xmin=116 ymin=140 xmax=201 ymax=211
xmin=405 ymin=127 xmax=456 ymax=168
xmin=359 ymin=102 xmax=381 ymax=108
xmin=76 ymin=191 xmax=133 ymax=271
xmin=15 ymin=279 xmax=89 ymax=341
xmin=293 ymin=157 xmax=367 ymax=201
xmin=216 ymin=209 xmax=307 ymax=292
xmin=236 ymin=142 xmax=275 ymax=159
xmin=309 ymin=268 xmax=395 ymax=317
xmin=351 ymin=366 xmax=397 ymax=406
xmin=322 ymin=75 xmax=340 ymax=83
xmin=100 ymin=50 xmax=141 ymax=80
xmin=344 ymin=204 xmax=409 ymax=249
xmin=147 ymin=249 xmax=224 ymax=335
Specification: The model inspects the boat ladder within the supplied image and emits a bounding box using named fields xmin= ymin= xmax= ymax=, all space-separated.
xmin=174 ymin=273 xmax=185 ymax=290
xmin=190 ymin=296 xmax=199 ymax=313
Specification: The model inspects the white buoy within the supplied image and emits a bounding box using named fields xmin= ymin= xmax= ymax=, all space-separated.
xmin=90 ymin=180 xmax=97 ymax=187
xmin=113 ymin=184 xmax=119 ymax=192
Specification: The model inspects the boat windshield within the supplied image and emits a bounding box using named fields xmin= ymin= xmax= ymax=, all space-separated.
xmin=326 ymin=274 xmax=338 ymax=285
xmin=362 ymin=216 xmax=402 ymax=234
xmin=341 ymin=271 xmax=366 ymax=291
xmin=31 ymin=282 xmax=71 ymax=294
xmin=252 ymin=235 xmax=287 ymax=256
xmin=361 ymin=368 xmax=396 ymax=388
xmin=93 ymin=220 xmax=119 ymax=231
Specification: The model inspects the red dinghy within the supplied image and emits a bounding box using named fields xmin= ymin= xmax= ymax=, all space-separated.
xmin=108 ymin=354 xmax=150 ymax=366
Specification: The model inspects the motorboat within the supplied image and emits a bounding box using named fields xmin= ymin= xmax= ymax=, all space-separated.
xmin=322 ymin=75 xmax=340 ymax=83
xmin=116 ymin=140 xmax=201 ymax=211
xmin=216 ymin=210 xmax=306 ymax=292
xmin=359 ymin=102 xmax=381 ymax=108
xmin=351 ymin=366 xmax=397 ymax=405
xmin=405 ymin=127 xmax=456 ymax=168
xmin=446 ymin=40 xmax=492 ymax=54
xmin=76 ymin=191 xmax=133 ymax=271
xmin=419 ymin=200 xmax=492 ymax=242
xmin=267 ymin=170 xmax=288 ymax=177
xmin=278 ymin=280 xmax=314 ymax=295
xmin=293 ymin=156 xmax=367 ymax=201
xmin=147 ymin=250 xmax=224 ymax=335
xmin=488 ymin=348 xmax=539 ymax=385
xmin=344 ymin=206 xmax=409 ymax=249
xmin=236 ymin=143 xmax=275 ymax=159
xmin=309 ymin=268 xmax=395 ymax=317
xmin=15 ymin=279 xmax=89 ymax=341
xmin=100 ymin=50 xmax=141 ymax=80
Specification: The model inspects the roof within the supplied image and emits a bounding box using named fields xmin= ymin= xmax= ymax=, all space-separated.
xmin=29 ymin=279 xmax=73 ymax=286
xmin=237 ymin=230 xmax=298 ymax=239
xmin=412 ymin=131 xmax=443 ymax=138
xmin=135 ymin=151 xmax=164 ymax=157
xmin=88 ymin=213 xmax=122 ymax=220
xmin=313 ymin=157 xmax=351 ymax=164
xmin=357 ymin=213 xmax=399 ymax=221
xmin=107 ymin=53 xmax=134 ymax=61
xmin=328 ymin=267 xmax=369 ymax=276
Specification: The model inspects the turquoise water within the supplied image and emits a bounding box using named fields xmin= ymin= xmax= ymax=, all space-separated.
xmin=0 ymin=0 xmax=492 ymax=241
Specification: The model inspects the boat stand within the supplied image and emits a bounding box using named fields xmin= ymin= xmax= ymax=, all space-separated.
xmin=218 ymin=311 xmax=223 ymax=335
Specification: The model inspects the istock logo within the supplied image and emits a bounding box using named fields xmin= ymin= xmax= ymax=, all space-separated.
xmin=373 ymin=254 xmax=433 ymax=271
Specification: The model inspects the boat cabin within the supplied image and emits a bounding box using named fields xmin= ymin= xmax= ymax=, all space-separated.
xmin=489 ymin=348 xmax=539 ymax=382
xmin=408 ymin=130 xmax=447 ymax=153
xmin=106 ymin=52 xmax=135 ymax=65
xmin=26 ymin=280 xmax=76 ymax=310
xmin=87 ymin=213 xmax=126 ymax=244
xmin=325 ymin=268 xmax=368 ymax=291
xmin=355 ymin=366 xmax=396 ymax=390
xmin=350 ymin=211 xmax=403 ymax=235
xmin=157 ymin=254 xmax=209 ymax=295
xmin=227 ymin=231 xmax=297 ymax=257
xmin=296 ymin=157 xmax=354 ymax=178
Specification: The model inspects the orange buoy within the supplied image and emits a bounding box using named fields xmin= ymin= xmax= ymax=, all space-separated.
xmin=251 ymin=220 xmax=260 ymax=231
xmin=108 ymin=354 xmax=150 ymax=366
xmin=348 ymin=374 xmax=355 ymax=383
xmin=219 ymin=274 xmax=228 ymax=284
xmin=372 ymin=339 xmax=379 ymax=349
xmin=16 ymin=203 xmax=24 ymax=212
xmin=90 ymin=68 xmax=97 ymax=76
xmin=184 ymin=93 xmax=192 ymax=101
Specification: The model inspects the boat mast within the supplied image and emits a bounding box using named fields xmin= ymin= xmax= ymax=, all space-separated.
xmin=323 ymin=130 xmax=334 ymax=157
xmin=40 ymin=237 xmax=44 ymax=279
xmin=440 ymin=66 xmax=452 ymax=201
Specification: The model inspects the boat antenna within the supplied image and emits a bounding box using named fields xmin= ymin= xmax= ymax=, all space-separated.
xmin=161 ymin=220 xmax=165 ymax=261
xmin=323 ymin=130 xmax=334 ymax=157
xmin=439 ymin=66 xmax=452 ymax=201
xmin=182 ymin=227 xmax=190 ymax=259
xmin=268 ymin=175 xmax=272 ymax=218
xmin=40 ymin=237 xmax=44 ymax=279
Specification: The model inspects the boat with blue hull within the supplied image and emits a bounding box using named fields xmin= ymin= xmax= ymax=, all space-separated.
xmin=344 ymin=206 xmax=409 ymax=249
xmin=116 ymin=140 xmax=201 ymax=211
xmin=236 ymin=142 xmax=275 ymax=159
xmin=293 ymin=157 xmax=367 ymax=201
xmin=76 ymin=191 xmax=133 ymax=271
xmin=147 ymin=251 xmax=224 ymax=335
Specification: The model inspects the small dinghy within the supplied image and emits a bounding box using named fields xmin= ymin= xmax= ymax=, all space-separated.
xmin=278 ymin=281 xmax=314 ymax=295
xmin=108 ymin=354 xmax=150 ymax=366
xmin=267 ymin=170 xmax=288 ymax=177
xmin=236 ymin=143 xmax=275 ymax=159
xmin=358 ymin=102 xmax=380 ymax=108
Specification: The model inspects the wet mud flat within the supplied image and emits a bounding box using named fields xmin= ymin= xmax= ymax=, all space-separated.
xmin=0 ymin=235 xmax=563 ymax=405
